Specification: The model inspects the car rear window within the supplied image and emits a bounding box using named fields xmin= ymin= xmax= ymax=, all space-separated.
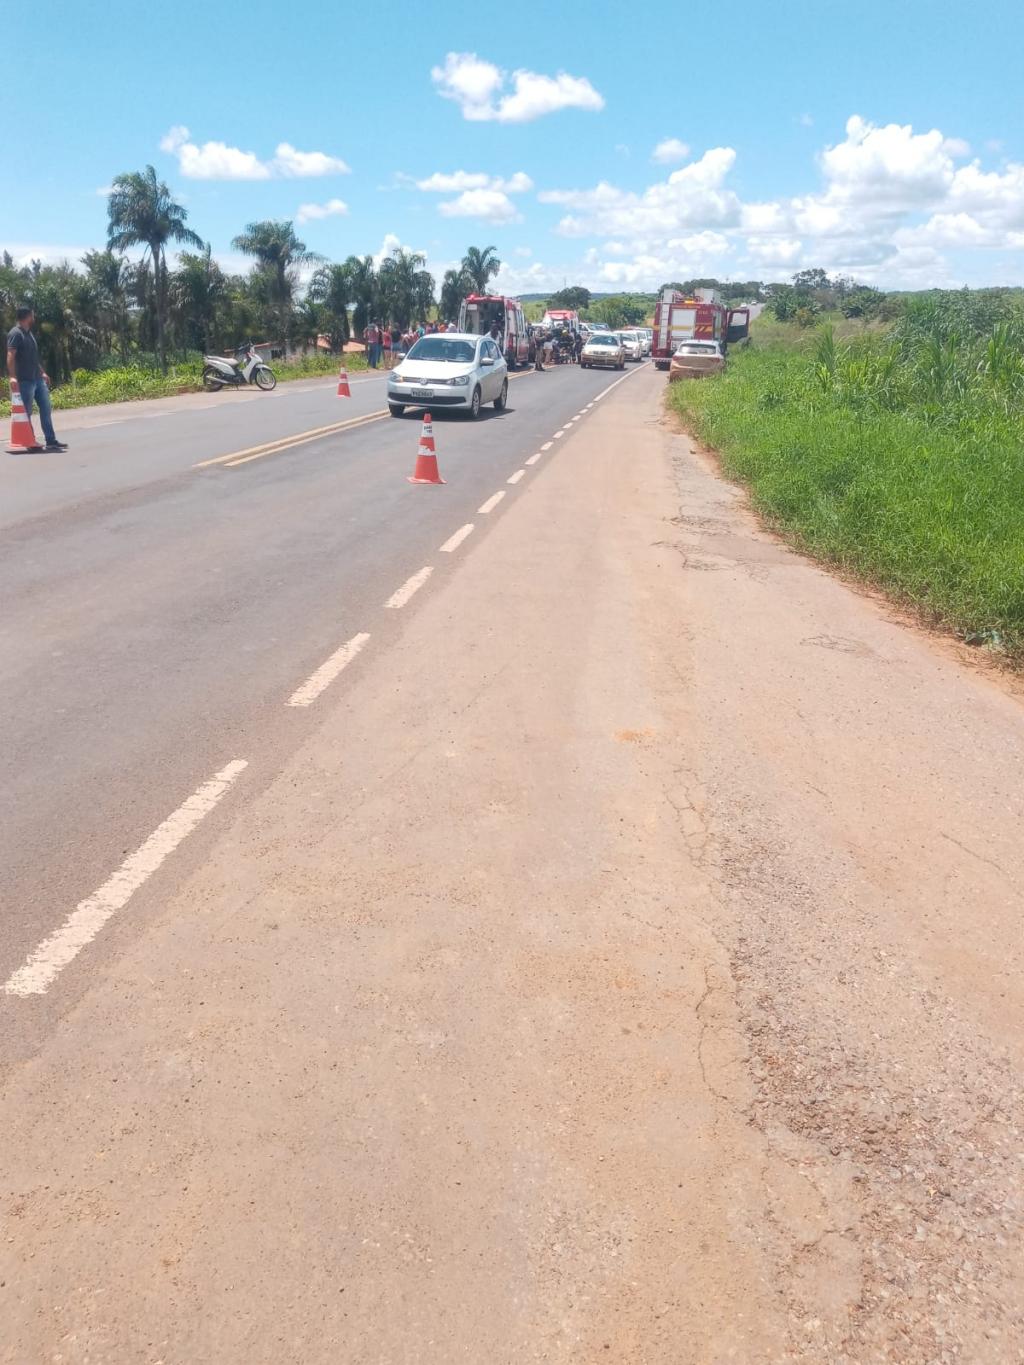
xmin=676 ymin=344 xmax=719 ymax=355
xmin=406 ymin=338 xmax=476 ymax=363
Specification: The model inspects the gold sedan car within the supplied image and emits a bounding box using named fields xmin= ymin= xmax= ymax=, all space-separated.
xmin=669 ymin=340 xmax=725 ymax=380
xmin=580 ymin=332 xmax=626 ymax=370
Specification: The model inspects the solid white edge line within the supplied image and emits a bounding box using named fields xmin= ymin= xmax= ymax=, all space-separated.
xmin=440 ymin=523 xmax=475 ymax=554
xmin=478 ymin=491 xmax=506 ymax=514
xmin=591 ymin=363 xmax=647 ymax=404
xmin=4 ymin=760 xmax=249 ymax=997
xmin=287 ymin=631 xmax=371 ymax=708
xmin=540 ymin=441 xmax=553 ymax=451
xmin=524 ymin=453 xmax=542 ymax=466
xmin=507 ymin=469 xmax=526 ymax=485
xmin=385 ymin=565 xmax=433 ymax=609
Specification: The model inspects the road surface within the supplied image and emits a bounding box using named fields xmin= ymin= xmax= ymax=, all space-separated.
xmin=2 ymin=365 xmax=1022 ymax=1361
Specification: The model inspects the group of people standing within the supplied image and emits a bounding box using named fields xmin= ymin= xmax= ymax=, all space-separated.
xmin=530 ymin=326 xmax=584 ymax=370
xmin=362 ymin=320 xmax=459 ymax=368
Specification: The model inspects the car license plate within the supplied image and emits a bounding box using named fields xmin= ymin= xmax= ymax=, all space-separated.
xmin=411 ymin=388 xmax=433 ymax=399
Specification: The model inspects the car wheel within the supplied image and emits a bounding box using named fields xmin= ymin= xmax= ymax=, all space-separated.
xmin=469 ymin=386 xmax=482 ymax=419
xmin=493 ymin=378 xmax=508 ymax=411
xmin=389 ymin=403 xmax=405 ymax=417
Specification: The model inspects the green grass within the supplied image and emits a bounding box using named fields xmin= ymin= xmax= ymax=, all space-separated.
xmin=668 ymin=319 xmax=1024 ymax=662
xmin=0 ymin=351 xmax=370 ymax=417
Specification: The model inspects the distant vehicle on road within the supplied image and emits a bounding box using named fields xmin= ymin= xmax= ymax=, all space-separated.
xmin=616 ymin=330 xmax=645 ymax=362
xmin=541 ymin=308 xmax=582 ymax=338
xmin=202 ymin=343 xmax=276 ymax=392
xmin=652 ymin=287 xmax=750 ymax=369
xmin=458 ymin=294 xmax=531 ymax=369
xmin=580 ymin=333 xmax=626 ymax=370
xmin=669 ymin=339 xmax=726 ymax=380
xmin=388 ymin=332 xmax=508 ymax=420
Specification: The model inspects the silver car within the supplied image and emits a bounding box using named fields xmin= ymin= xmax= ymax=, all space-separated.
xmin=616 ymin=329 xmax=645 ymax=362
xmin=388 ymin=332 xmax=509 ymax=419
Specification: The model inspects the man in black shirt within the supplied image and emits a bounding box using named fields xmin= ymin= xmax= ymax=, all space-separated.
xmin=6 ymin=305 xmax=67 ymax=451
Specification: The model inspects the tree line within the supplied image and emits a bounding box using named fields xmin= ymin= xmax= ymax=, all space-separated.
xmin=1 ymin=164 xmax=507 ymax=383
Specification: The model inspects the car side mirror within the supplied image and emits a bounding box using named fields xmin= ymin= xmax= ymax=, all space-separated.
xmin=480 ymin=356 xmax=494 ymax=366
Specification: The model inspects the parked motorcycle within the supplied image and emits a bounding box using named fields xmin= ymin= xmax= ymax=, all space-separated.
xmin=202 ymin=343 xmax=277 ymax=392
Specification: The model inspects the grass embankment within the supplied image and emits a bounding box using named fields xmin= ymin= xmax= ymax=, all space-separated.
xmin=0 ymin=350 xmax=370 ymax=417
xmin=668 ymin=308 xmax=1024 ymax=662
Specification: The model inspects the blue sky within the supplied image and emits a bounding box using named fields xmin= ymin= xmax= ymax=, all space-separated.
xmin=7 ymin=0 xmax=1024 ymax=293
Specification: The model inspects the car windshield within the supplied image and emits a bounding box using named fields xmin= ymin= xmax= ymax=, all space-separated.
xmin=588 ymin=336 xmax=618 ymax=346
xmin=406 ymin=337 xmax=476 ymax=363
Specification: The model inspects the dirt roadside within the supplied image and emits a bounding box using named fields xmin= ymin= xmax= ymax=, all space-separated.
xmin=2 ymin=368 xmax=1022 ymax=1362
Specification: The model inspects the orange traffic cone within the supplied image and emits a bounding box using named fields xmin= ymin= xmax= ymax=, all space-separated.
xmin=407 ymin=413 xmax=445 ymax=484
xmin=336 ymin=364 xmax=351 ymax=398
xmin=6 ymin=381 xmax=42 ymax=454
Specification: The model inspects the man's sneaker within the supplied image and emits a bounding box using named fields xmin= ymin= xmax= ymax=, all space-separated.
xmin=45 ymin=441 xmax=68 ymax=451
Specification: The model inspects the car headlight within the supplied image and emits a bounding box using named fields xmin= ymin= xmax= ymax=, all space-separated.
xmin=450 ymin=375 xmax=469 ymax=386
xmin=389 ymin=373 xmax=405 ymax=384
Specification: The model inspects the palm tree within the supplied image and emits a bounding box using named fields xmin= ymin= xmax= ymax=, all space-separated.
xmin=82 ymin=250 xmax=134 ymax=362
xmin=461 ymin=245 xmax=502 ymax=295
xmin=232 ymin=220 xmax=321 ymax=349
xmin=343 ymin=254 xmax=378 ymax=340
xmin=440 ymin=267 xmax=470 ymax=324
xmin=107 ymin=165 xmax=203 ymax=370
xmin=308 ymin=264 xmax=351 ymax=352
xmin=172 ymin=247 xmax=228 ymax=356
xmin=378 ymin=247 xmax=430 ymax=330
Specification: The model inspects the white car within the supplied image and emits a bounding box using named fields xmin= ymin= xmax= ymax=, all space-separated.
xmin=388 ymin=332 xmax=508 ymax=419
xmin=616 ymin=330 xmax=644 ymax=362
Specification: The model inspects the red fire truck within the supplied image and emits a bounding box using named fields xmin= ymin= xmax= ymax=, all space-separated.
xmin=652 ymin=288 xmax=750 ymax=369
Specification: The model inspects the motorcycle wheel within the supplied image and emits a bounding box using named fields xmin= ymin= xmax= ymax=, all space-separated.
xmin=202 ymin=366 xmax=224 ymax=392
xmin=255 ymin=366 xmax=277 ymax=391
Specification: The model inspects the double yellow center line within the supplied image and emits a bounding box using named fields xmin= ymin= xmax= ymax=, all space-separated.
xmin=193 ymin=408 xmax=389 ymax=470
xmin=193 ymin=365 xmax=542 ymax=472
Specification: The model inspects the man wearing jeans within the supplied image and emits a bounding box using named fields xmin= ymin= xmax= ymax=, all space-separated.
xmin=6 ymin=305 xmax=67 ymax=451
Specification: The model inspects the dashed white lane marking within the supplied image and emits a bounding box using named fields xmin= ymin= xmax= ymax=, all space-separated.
xmin=4 ymin=760 xmax=249 ymax=998
xmin=507 ymin=470 xmax=526 ymax=485
xmin=553 ymin=430 xmax=565 ymax=439
xmin=385 ymin=565 xmax=433 ymax=608
xmin=540 ymin=441 xmax=553 ymax=451
xmin=524 ymin=453 xmax=542 ymax=466
xmin=478 ymin=491 xmax=506 ymax=514
xmin=440 ymin=523 xmax=475 ymax=553
xmin=287 ymin=631 xmax=370 ymax=708
xmin=570 ymin=415 xmax=582 ymax=423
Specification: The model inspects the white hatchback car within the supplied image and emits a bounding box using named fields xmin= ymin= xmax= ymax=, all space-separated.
xmin=617 ymin=330 xmax=644 ymax=362
xmin=388 ymin=332 xmax=508 ymax=419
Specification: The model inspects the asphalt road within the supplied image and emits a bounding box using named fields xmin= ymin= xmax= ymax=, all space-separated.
xmin=2 ymin=365 xmax=1023 ymax=1360
xmin=1 ymin=359 xmax=647 ymax=1060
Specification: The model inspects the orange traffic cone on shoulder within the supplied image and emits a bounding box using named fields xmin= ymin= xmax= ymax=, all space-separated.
xmin=407 ymin=412 xmax=445 ymax=484
xmin=336 ymin=363 xmax=350 ymax=398
xmin=6 ymin=381 xmax=42 ymax=453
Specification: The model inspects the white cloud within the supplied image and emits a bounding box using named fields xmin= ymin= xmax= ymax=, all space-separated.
xmin=652 ymin=138 xmax=690 ymax=165
xmin=295 ymin=197 xmax=349 ymax=224
xmin=273 ymin=143 xmax=350 ymax=178
xmin=540 ymin=147 xmax=741 ymax=242
xmin=431 ymin=52 xmax=603 ymax=123
xmin=4 ymin=243 xmax=91 ymax=268
xmin=438 ymin=189 xmax=521 ymax=223
xmin=513 ymin=245 xmax=533 ymax=257
xmin=819 ymin=115 xmax=959 ymax=207
xmin=160 ymin=126 xmax=349 ymax=180
xmin=415 ymin=169 xmax=533 ymax=194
